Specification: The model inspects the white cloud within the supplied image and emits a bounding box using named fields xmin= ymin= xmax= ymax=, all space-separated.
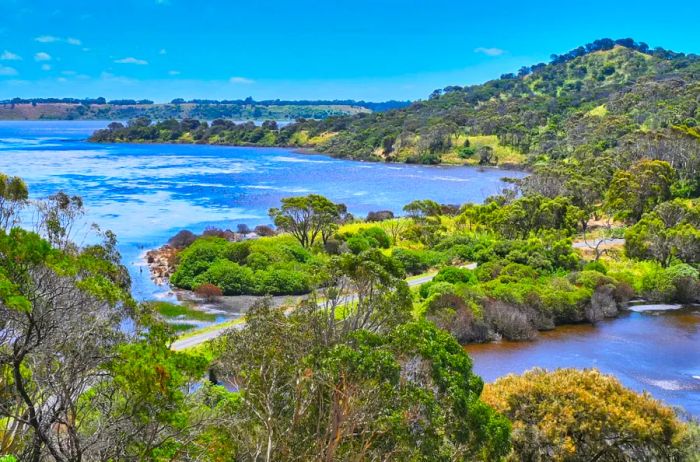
xmin=35 ymin=35 xmax=60 ymax=43
xmin=474 ymin=47 xmax=505 ymax=56
xmin=159 ymin=48 xmax=167 ymax=55
xmin=168 ymin=70 xmax=181 ymax=75
xmin=1 ymin=50 xmax=22 ymax=61
xmin=114 ymin=57 xmax=148 ymax=65
xmin=35 ymin=35 xmax=82 ymax=46
xmin=57 ymin=77 xmax=67 ymax=82
xmin=229 ymin=76 xmax=254 ymax=84
xmin=0 ymin=65 xmax=18 ymax=76
xmin=34 ymin=52 xmax=52 ymax=61
xmin=41 ymin=64 xmax=52 ymax=71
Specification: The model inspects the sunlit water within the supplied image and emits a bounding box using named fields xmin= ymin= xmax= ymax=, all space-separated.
xmin=0 ymin=121 xmax=523 ymax=302
xmin=465 ymin=306 xmax=700 ymax=416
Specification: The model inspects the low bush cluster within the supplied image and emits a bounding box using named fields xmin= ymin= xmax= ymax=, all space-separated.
xmin=170 ymin=235 xmax=323 ymax=295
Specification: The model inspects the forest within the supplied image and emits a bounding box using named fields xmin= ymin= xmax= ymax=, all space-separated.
xmin=0 ymin=98 xmax=408 ymax=121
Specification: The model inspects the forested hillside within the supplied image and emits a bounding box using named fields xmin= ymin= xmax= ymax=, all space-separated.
xmin=92 ymin=39 xmax=699 ymax=180
xmin=300 ymin=38 xmax=700 ymax=167
xmin=0 ymin=98 xmax=409 ymax=121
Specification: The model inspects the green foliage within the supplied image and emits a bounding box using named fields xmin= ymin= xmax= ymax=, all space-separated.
xmin=215 ymin=300 xmax=511 ymax=460
xmin=392 ymin=247 xmax=447 ymax=274
xmin=170 ymin=235 xmax=321 ymax=295
xmin=268 ymin=194 xmax=343 ymax=248
xmin=433 ymin=266 xmax=478 ymax=285
xmin=150 ymin=301 xmax=216 ymax=322
xmin=640 ymin=263 xmax=700 ymax=303
xmin=625 ymin=199 xmax=700 ymax=266
xmin=605 ymin=160 xmax=677 ymax=222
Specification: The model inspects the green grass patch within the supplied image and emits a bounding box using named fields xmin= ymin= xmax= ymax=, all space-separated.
xmin=150 ymin=301 xmax=217 ymax=322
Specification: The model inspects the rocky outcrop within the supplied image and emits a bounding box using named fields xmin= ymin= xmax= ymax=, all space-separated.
xmin=146 ymin=245 xmax=178 ymax=286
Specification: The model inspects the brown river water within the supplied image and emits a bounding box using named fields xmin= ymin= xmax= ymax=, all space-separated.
xmin=465 ymin=305 xmax=700 ymax=417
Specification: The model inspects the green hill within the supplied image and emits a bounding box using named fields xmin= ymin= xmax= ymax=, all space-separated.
xmin=91 ymin=39 xmax=699 ymax=182
xmin=301 ymin=40 xmax=699 ymax=169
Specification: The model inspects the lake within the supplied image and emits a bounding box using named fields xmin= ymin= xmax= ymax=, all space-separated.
xmin=0 ymin=121 xmax=523 ymax=301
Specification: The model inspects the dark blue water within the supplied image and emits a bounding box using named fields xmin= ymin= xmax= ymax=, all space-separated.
xmin=0 ymin=121 xmax=524 ymax=301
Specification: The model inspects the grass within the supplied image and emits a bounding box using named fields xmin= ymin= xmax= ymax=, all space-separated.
xmin=169 ymin=322 xmax=199 ymax=332
xmin=442 ymin=135 xmax=527 ymax=166
xmin=587 ymin=104 xmax=608 ymax=117
xmin=174 ymin=316 xmax=246 ymax=342
xmin=151 ymin=301 xmax=217 ymax=322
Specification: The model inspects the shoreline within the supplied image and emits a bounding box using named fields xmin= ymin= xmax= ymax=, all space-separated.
xmin=86 ymin=138 xmax=532 ymax=170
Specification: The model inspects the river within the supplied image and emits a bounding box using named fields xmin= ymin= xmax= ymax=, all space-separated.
xmin=465 ymin=306 xmax=700 ymax=416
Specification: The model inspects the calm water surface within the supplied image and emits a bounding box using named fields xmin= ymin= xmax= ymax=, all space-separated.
xmin=465 ymin=307 xmax=700 ymax=416
xmin=0 ymin=121 xmax=522 ymax=301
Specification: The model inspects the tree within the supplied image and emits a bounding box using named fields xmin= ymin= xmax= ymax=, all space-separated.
xmin=482 ymin=368 xmax=689 ymax=461
xmin=237 ymin=223 xmax=252 ymax=235
xmin=214 ymin=300 xmax=511 ymax=461
xmin=168 ymin=229 xmax=197 ymax=248
xmin=0 ymin=177 xmax=210 ymax=461
xmin=625 ymin=199 xmax=700 ymax=266
xmin=268 ymin=195 xmax=341 ymax=248
xmin=195 ymin=282 xmax=223 ymax=302
xmin=0 ymin=174 xmax=28 ymax=231
xmin=253 ymin=225 xmax=276 ymax=237
xmin=605 ymin=160 xmax=676 ymax=223
xmin=305 ymin=249 xmax=412 ymax=344
xmin=478 ymin=146 xmax=494 ymax=165
xmin=34 ymin=191 xmax=84 ymax=249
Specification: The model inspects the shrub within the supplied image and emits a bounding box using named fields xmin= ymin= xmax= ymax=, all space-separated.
xmin=366 ymin=210 xmax=394 ymax=222
xmin=254 ymin=225 xmax=276 ymax=236
xmin=255 ymin=269 xmax=310 ymax=295
xmin=419 ymin=281 xmax=456 ymax=299
xmin=433 ymin=266 xmax=477 ymax=285
xmin=424 ymin=293 xmax=490 ymax=343
xmin=359 ymin=226 xmax=391 ymax=249
xmin=483 ymin=300 xmax=537 ymax=341
xmin=168 ymin=229 xmax=197 ymax=248
xmin=194 ymin=283 xmax=223 ymax=302
xmin=583 ymin=260 xmax=607 ymax=274
xmin=483 ymin=369 xmax=690 ymax=461
xmin=195 ymin=259 xmax=255 ymax=295
xmin=392 ymin=248 xmax=446 ymax=275
xmin=346 ymin=235 xmax=371 ymax=254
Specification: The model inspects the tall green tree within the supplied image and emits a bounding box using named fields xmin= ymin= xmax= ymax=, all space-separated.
xmin=269 ymin=195 xmax=342 ymax=248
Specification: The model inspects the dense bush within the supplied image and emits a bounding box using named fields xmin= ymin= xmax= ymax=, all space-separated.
xmin=483 ymin=369 xmax=692 ymax=461
xmin=391 ymin=248 xmax=446 ymax=274
xmin=170 ymin=235 xmax=321 ymax=296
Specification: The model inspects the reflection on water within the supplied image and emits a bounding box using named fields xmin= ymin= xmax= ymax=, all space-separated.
xmin=465 ymin=307 xmax=700 ymax=416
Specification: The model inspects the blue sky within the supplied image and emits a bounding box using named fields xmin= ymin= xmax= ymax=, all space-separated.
xmin=0 ymin=0 xmax=698 ymax=102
